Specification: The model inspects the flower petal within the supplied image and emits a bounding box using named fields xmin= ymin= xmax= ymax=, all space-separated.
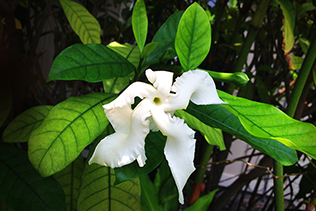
xmin=145 ymin=69 xmax=174 ymax=101
xmin=89 ymin=101 xmax=151 ymax=168
xmin=165 ymin=69 xmax=226 ymax=111
xmin=151 ymin=107 xmax=196 ymax=204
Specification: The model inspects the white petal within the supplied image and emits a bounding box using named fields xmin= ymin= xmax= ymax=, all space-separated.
xmin=103 ymin=82 xmax=157 ymax=111
xmin=166 ymin=69 xmax=226 ymax=111
xmin=145 ymin=69 xmax=174 ymax=101
xmin=151 ymin=107 xmax=196 ymax=204
xmin=105 ymin=106 xmax=132 ymax=134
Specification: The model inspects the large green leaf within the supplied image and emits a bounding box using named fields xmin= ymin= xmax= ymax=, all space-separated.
xmin=185 ymin=103 xmax=298 ymax=166
xmin=0 ymin=86 xmax=12 ymax=128
xmin=144 ymin=11 xmax=184 ymax=67
xmin=54 ymin=155 xmax=84 ymax=211
xmin=107 ymin=41 xmax=140 ymax=68
xmin=3 ymin=106 xmax=53 ymax=143
xmin=78 ymin=164 xmax=141 ymax=211
xmin=0 ymin=144 xmax=66 ymax=211
xmin=175 ymin=110 xmax=225 ymax=150
xmin=183 ymin=190 xmax=217 ymax=211
xmin=218 ymin=90 xmax=316 ymax=160
xmin=132 ymin=0 xmax=148 ymax=55
xmin=140 ymin=175 xmax=163 ymax=211
xmin=276 ymin=0 xmax=295 ymax=53
xmin=59 ymin=0 xmax=101 ymax=44
xmin=28 ymin=93 xmax=115 ymax=177
xmin=175 ymin=2 xmax=211 ymax=71
xmin=46 ymin=44 xmax=135 ymax=82
xmin=114 ymin=131 xmax=166 ymax=184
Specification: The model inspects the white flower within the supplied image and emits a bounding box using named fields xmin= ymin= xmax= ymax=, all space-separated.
xmin=89 ymin=69 xmax=225 ymax=204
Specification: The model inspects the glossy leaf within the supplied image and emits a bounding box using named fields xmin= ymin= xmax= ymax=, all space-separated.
xmin=185 ymin=103 xmax=298 ymax=166
xmin=59 ymin=0 xmax=101 ymax=44
xmin=184 ymin=190 xmax=217 ymax=211
xmin=145 ymin=11 xmax=184 ymax=67
xmin=107 ymin=41 xmax=140 ymax=68
xmin=78 ymin=164 xmax=141 ymax=211
xmin=0 ymin=144 xmax=66 ymax=211
xmin=54 ymin=155 xmax=84 ymax=211
xmin=132 ymin=0 xmax=148 ymax=55
xmin=0 ymin=86 xmax=12 ymax=128
xmin=175 ymin=3 xmax=211 ymax=71
xmin=276 ymin=0 xmax=295 ymax=53
xmin=28 ymin=93 xmax=115 ymax=177
xmin=140 ymin=175 xmax=163 ymax=211
xmin=3 ymin=106 xmax=53 ymax=143
xmin=218 ymin=90 xmax=316 ymax=160
xmin=114 ymin=131 xmax=166 ymax=184
xmin=175 ymin=110 xmax=225 ymax=150
xmin=47 ymin=44 xmax=135 ymax=82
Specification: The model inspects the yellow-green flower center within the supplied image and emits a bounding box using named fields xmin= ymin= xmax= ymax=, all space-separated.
xmin=153 ymin=97 xmax=161 ymax=105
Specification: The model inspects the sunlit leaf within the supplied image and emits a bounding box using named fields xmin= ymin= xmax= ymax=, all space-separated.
xmin=290 ymin=55 xmax=304 ymax=70
xmin=276 ymin=0 xmax=295 ymax=53
xmin=59 ymin=0 xmax=101 ymax=44
xmin=107 ymin=41 xmax=140 ymax=68
xmin=0 ymin=144 xmax=66 ymax=211
xmin=47 ymin=44 xmax=135 ymax=82
xmin=28 ymin=93 xmax=115 ymax=177
xmin=218 ymin=90 xmax=316 ymax=160
xmin=132 ymin=0 xmax=148 ymax=55
xmin=3 ymin=106 xmax=53 ymax=143
xmin=175 ymin=2 xmax=211 ymax=71
xmin=175 ymin=110 xmax=225 ymax=150
xmin=78 ymin=164 xmax=141 ymax=211
xmin=186 ymin=102 xmax=298 ymax=166
xmin=54 ymin=155 xmax=84 ymax=211
xmin=183 ymin=189 xmax=217 ymax=211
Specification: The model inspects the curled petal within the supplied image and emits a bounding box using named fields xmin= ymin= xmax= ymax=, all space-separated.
xmin=166 ymin=69 xmax=226 ymax=111
xmin=151 ymin=107 xmax=196 ymax=204
xmin=105 ymin=106 xmax=132 ymax=134
xmin=103 ymin=82 xmax=157 ymax=111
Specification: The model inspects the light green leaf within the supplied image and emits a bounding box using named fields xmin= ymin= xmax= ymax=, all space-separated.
xmin=132 ymin=0 xmax=148 ymax=55
xmin=175 ymin=110 xmax=225 ymax=150
xmin=54 ymin=155 xmax=84 ymax=211
xmin=140 ymin=175 xmax=163 ymax=211
xmin=59 ymin=0 xmax=101 ymax=44
xmin=290 ymin=55 xmax=304 ymax=70
xmin=276 ymin=0 xmax=295 ymax=53
xmin=28 ymin=93 xmax=115 ymax=177
xmin=0 ymin=144 xmax=66 ymax=211
xmin=299 ymin=37 xmax=310 ymax=54
xmin=175 ymin=2 xmax=211 ymax=71
xmin=78 ymin=164 xmax=141 ymax=211
xmin=184 ymin=189 xmax=217 ymax=211
xmin=218 ymin=90 xmax=316 ymax=159
xmin=3 ymin=106 xmax=53 ymax=143
xmin=107 ymin=41 xmax=140 ymax=68
xmin=47 ymin=44 xmax=135 ymax=83
xmin=0 ymin=86 xmax=12 ymax=128
xmin=142 ymin=42 xmax=158 ymax=59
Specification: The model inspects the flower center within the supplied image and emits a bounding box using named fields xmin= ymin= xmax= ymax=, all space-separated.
xmin=153 ymin=97 xmax=161 ymax=105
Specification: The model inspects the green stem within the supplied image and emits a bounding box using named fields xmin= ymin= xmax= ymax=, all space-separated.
xmin=195 ymin=143 xmax=214 ymax=184
xmin=273 ymin=161 xmax=284 ymax=211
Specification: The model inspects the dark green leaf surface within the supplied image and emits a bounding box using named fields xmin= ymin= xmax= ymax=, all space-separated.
xmin=28 ymin=93 xmax=115 ymax=177
xmin=0 ymin=144 xmax=66 ymax=211
xmin=145 ymin=11 xmax=184 ymax=67
xmin=140 ymin=175 xmax=163 ymax=211
xmin=47 ymin=44 xmax=135 ymax=82
xmin=186 ymin=103 xmax=298 ymax=166
xmin=132 ymin=0 xmax=148 ymax=54
xmin=114 ymin=131 xmax=166 ymax=184
xmin=59 ymin=0 xmax=101 ymax=44
xmin=54 ymin=155 xmax=84 ymax=211
xmin=78 ymin=164 xmax=141 ymax=211
xmin=218 ymin=90 xmax=316 ymax=160
xmin=175 ymin=2 xmax=212 ymax=71
xmin=3 ymin=106 xmax=53 ymax=143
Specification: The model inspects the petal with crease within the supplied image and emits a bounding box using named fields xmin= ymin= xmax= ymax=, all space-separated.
xmin=151 ymin=107 xmax=196 ymax=204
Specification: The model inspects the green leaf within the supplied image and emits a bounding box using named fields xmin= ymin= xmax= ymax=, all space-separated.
xmin=28 ymin=93 xmax=115 ymax=177
xmin=185 ymin=103 xmax=298 ymax=166
xmin=54 ymin=155 xmax=84 ymax=211
xmin=0 ymin=144 xmax=66 ymax=211
xmin=140 ymin=175 xmax=163 ymax=211
xmin=59 ymin=0 xmax=101 ymax=44
xmin=0 ymin=86 xmax=12 ymax=128
xmin=107 ymin=41 xmax=140 ymax=68
xmin=175 ymin=2 xmax=211 ymax=71
xmin=78 ymin=164 xmax=141 ymax=211
xmin=218 ymin=90 xmax=316 ymax=160
xmin=132 ymin=0 xmax=148 ymax=55
xmin=3 ymin=106 xmax=53 ymax=143
xmin=290 ymin=55 xmax=304 ymax=70
xmin=175 ymin=110 xmax=225 ymax=150
xmin=183 ymin=189 xmax=217 ymax=211
xmin=47 ymin=44 xmax=135 ymax=82
xmin=114 ymin=131 xmax=166 ymax=184
xmin=145 ymin=11 xmax=184 ymax=67
xmin=299 ymin=37 xmax=310 ymax=54
xmin=276 ymin=0 xmax=295 ymax=53
xmin=142 ymin=42 xmax=158 ymax=58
